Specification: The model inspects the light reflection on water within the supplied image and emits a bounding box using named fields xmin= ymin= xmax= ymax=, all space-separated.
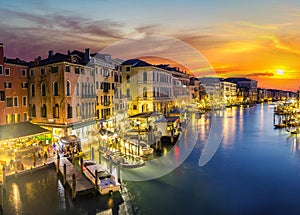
xmin=126 ymin=104 xmax=300 ymax=215
xmin=2 ymin=167 xmax=124 ymax=215
xmin=4 ymin=104 xmax=300 ymax=214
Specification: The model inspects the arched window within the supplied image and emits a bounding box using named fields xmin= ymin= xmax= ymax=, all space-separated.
xmin=126 ymin=89 xmax=130 ymax=98
xmin=87 ymin=83 xmax=90 ymax=96
xmin=66 ymin=80 xmax=71 ymax=96
xmin=143 ymin=87 xmax=147 ymax=98
xmin=41 ymin=104 xmax=47 ymax=117
xmin=85 ymin=83 xmax=88 ymax=96
xmin=76 ymin=82 xmax=80 ymax=96
xmin=41 ymin=83 xmax=46 ymax=97
xmin=53 ymin=81 xmax=58 ymax=96
xmin=91 ymin=84 xmax=94 ymax=95
xmin=81 ymin=83 xmax=84 ymax=96
xmin=82 ymin=103 xmax=85 ymax=118
xmin=31 ymin=84 xmax=35 ymax=97
xmin=53 ymin=104 xmax=59 ymax=118
xmin=76 ymin=103 xmax=81 ymax=117
xmin=67 ymin=104 xmax=72 ymax=118
xmin=31 ymin=104 xmax=36 ymax=117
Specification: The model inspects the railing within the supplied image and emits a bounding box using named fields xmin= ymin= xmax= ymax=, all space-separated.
xmin=80 ymin=94 xmax=96 ymax=99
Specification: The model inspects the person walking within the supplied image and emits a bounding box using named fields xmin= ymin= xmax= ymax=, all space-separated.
xmin=44 ymin=151 xmax=48 ymax=160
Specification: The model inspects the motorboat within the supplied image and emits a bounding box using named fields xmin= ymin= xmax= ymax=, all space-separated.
xmin=82 ymin=160 xmax=120 ymax=195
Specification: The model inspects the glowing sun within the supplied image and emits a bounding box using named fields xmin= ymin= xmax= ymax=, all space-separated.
xmin=276 ymin=69 xmax=284 ymax=75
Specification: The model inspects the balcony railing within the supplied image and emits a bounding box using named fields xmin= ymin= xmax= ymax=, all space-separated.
xmin=80 ymin=94 xmax=96 ymax=99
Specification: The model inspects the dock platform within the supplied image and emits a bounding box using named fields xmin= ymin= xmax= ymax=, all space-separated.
xmin=57 ymin=157 xmax=94 ymax=198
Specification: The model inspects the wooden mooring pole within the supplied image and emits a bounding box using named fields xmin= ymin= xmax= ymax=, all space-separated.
xmin=72 ymin=174 xmax=76 ymax=200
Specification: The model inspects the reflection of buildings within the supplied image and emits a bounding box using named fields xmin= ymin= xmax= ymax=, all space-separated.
xmin=27 ymin=49 xmax=96 ymax=141
xmin=0 ymin=43 xmax=29 ymax=125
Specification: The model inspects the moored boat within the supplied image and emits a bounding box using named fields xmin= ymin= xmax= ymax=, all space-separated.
xmin=82 ymin=160 xmax=120 ymax=195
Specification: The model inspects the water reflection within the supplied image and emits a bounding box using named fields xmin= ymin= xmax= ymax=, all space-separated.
xmin=10 ymin=183 xmax=21 ymax=215
xmin=3 ymin=168 xmax=124 ymax=215
xmin=287 ymin=135 xmax=300 ymax=155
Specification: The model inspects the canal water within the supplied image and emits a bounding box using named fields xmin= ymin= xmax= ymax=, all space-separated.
xmin=126 ymin=103 xmax=300 ymax=215
xmin=2 ymin=103 xmax=300 ymax=214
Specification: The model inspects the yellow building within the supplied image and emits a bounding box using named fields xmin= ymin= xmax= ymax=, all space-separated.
xmin=121 ymin=59 xmax=174 ymax=116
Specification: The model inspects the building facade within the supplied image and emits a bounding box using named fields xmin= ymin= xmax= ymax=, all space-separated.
xmin=28 ymin=49 xmax=96 ymax=141
xmin=220 ymin=80 xmax=237 ymax=105
xmin=121 ymin=59 xmax=174 ymax=116
xmin=224 ymin=77 xmax=258 ymax=103
xmin=0 ymin=43 xmax=29 ymax=125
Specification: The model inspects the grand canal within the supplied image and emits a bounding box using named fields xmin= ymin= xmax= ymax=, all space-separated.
xmin=2 ymin=103 xmax=300 ymax=214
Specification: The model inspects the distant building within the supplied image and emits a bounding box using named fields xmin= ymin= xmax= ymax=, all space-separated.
xmin=121 ymin=59 xmax=175 ymax=116
xmin=0 ymin=43 xmax=29 ymax=125
xmin=198 ymin=77 xmax=222 ymax=107
xmin=156 ymin=64 xmax=190 ymax=108
xmin=90 ymin=53 xmax=125 ymax=130
xmin=27 ymin=49 xmax=96 ymax=141
xmin=224 ymin=77 xmax=257 ymax=103
xmin=189 ymin=77 xmax=201 ymax=102
xmin=220 ymin=80 xmax=237 ymax=105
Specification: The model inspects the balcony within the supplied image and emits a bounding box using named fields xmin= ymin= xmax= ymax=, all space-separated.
xmin=81 ymin=94 xmax=96 ymax=99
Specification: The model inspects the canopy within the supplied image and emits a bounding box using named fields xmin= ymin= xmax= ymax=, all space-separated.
xmin=0 ymin=121 xmax=50 ymax=141
xmin=60 ymin=135 xmax=81 ymax=144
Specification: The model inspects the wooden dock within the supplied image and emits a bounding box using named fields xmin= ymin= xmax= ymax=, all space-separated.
xmin=57 ymin=156 xmax=94 ymax=199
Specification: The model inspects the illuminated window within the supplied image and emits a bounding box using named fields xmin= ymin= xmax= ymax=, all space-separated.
xmin=6 ymin=114 xmax=12 ymax=123
xmin=15 ymin=114 xmax=20 ymax=123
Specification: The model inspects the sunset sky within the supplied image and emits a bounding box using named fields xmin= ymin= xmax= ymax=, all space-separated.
xmin=1 ymin=0 xmax=300 ymax=91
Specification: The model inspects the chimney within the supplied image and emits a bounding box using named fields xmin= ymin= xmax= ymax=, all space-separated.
xmin=67 ymin=50 xmax=71 ymax=55
xmin=84 ymin=48 xmax=90 ymax=63
xmin=48 ymin=50 xmax=53 ymax=58
xmin=0 ymin=43 xmax=4 ymax=65
xmin=34 ymin=57 xmax=40 ymax=66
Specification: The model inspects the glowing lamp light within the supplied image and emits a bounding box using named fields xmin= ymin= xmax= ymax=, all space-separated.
xmin=101 ymin=135 xmax=108 ymax=140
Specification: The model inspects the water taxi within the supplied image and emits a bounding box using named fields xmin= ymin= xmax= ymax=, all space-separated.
xmin=82 ymin=160 xmax=120 ymax=195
